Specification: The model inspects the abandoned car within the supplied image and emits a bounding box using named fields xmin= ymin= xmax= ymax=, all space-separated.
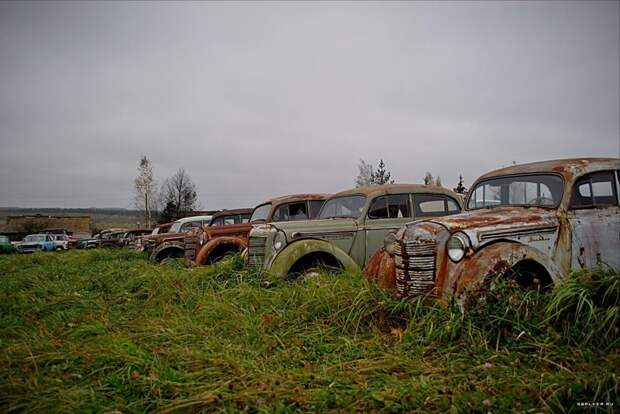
xmin=140 ymin=215 xmax=213 ymax=262
xmin=364 ymin=158 xmax=620 ymax=303
xmin=14 ymin=234 xmax=56 ymax=253
xmin=50 ymin=234 xmax=70 ymax=250
xmin=184 ymin=194 xmax=329 ymax=266
xmin=77 ymin=228 xmax=127 ymax=249
xmin=248 ymin=184 xmax=462 ymax=278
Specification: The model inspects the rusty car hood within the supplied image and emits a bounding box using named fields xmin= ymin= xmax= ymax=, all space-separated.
xmin=409 ymin=207 xmax=559 ymax=244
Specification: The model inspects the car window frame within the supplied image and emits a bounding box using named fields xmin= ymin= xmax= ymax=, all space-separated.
xmin=412 ymin=193 xmax=462 ymax=218
xmin=570 ymin=170 xmax=619 ymax=209
xmin=367 ymin=193 xmax=412 ymax=220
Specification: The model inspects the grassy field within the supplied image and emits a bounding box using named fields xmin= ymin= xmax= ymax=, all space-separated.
xmin=0 ymin=250 xmax=618 ymax=413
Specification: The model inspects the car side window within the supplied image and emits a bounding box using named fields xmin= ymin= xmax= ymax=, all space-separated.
xmin=181 ymin=221 xmax=202 ymax=232
xmin=368 ymin=196 xmax=388 ymax=219
xmin=274 ymin=202 xmax=309 ymax=221
xmin=414 ymin=194 xmax=460 ymax=217
xmin=368 ymin=194 xmax=411 ymax=219
xmin=211 ymin=217 xmax=225 ymax=227
xmin=571 ymin=171 xmax=618 ymax=208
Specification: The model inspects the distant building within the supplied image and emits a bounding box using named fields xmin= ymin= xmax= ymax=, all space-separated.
xmin=0 ymin=214 xmax=91 ymax=241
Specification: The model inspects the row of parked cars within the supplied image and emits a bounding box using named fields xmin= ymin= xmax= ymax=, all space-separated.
xmin=7 ymin=158 xmax=619 ymax=303
xmin=133 ymin=157 xmax=620 ymax=303
xmin=1 ymin=230 xmax=77 ymax=254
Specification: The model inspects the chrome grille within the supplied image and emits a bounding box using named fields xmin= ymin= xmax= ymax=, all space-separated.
xmin=395 ymin=239 xmax=437 ymax=297
xmin=248 ymin=236 xmax=266 ymax=267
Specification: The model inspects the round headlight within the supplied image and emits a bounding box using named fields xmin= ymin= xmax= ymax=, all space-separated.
xmin=274 ymin=241 xmax=282 ymax=250
xmin=447 ymin=233 xmax=468 ymax=262
xmin=383 ymin=232 xmax=399 ymax=255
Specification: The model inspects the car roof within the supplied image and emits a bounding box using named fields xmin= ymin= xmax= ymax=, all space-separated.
xmin=477 ymin=158 xmax=620 ymax=182
xmin=329 ymin=184 xmax=459 ymax=199
xmin=260 ymin=193 xmax=331 ymax=206
xmin=211 ymin=208 xmax=253 ymax=219
xmin=173 ymin=215 xmax=213 ymax=224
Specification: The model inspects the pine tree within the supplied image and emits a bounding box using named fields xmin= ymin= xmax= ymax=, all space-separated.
xmin=453 ymin=174 xmax=467 ymax=194
xmin=371 ymin=159 xmax=394 ymax=185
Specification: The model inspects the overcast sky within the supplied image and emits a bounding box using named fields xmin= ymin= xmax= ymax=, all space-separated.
xmin=0 ymin=1 xmax=618 ymax=209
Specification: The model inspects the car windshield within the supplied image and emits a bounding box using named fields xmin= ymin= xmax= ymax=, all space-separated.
xmin=467 ymin=174 xmax=564 ymax=210
xmin=0 ymin=236 xmax=8 ymax=243
xmin=250 ymin=203 xmax=271 ymax=222
xmin=318 ymin=195 xmax=367 ymax=219
xmin=25 ymin=235 xmax=45 ymax=242
xmin=169 ymin=221 xmax=183 ymax=233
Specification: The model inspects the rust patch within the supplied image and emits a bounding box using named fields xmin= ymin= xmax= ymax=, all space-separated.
xmin=364 ymin=248 xmax=397 ymax=292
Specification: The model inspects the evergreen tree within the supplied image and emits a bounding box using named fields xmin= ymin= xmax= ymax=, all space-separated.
xmin=371 ymin=159 xmax=394 ymax=185
xmin=453 ymin=174 xmax=467 ymax=194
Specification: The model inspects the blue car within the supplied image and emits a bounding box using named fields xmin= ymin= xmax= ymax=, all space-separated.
xmin=15 ymin=234 xmax=56 ymax=253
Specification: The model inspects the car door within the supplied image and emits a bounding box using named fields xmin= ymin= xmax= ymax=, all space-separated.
xmin=568 ymin=170 xmax=620 ymax=269
xmin=363 ymin=194 xmax=413 ymax=265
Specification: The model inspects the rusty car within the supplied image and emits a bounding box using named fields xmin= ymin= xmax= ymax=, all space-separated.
xmin=248 ymin=184 xmax=463 ymax=279
xmin=363 ymin=158 xmax=620 ymax=304
xmin=76 ymin=228 xmax=128 ymax=249
xmin=142 ymin=215 xmax=213 ymax=262
xmin=184 ymin=194 xmax=329 ymax=266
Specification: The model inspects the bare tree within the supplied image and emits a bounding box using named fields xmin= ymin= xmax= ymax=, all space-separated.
xmin=355 ymin=159 xmax=374 ymax=187
xmin=133 ymin=156 xmax=157 ymax=227
xmin=355 ymin=159 xmax=395 ymax=187
xmin=160 ymin=168 xmax=200 ymax=221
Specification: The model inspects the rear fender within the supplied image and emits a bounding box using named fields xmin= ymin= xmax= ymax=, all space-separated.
xmin=270 ymin=239 xmax=360 ymax=279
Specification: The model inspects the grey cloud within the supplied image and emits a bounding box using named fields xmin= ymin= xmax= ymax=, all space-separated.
xmin=0 ymin=1 xmax=618 ymax=209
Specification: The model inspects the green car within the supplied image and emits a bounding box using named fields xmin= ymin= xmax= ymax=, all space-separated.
xmin=248 ymin=184 xmax=463 ymax=278
xmin=0 ymin=235 xmax=16 ymax=254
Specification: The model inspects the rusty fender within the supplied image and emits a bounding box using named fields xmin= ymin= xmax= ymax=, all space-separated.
xmin=364 ymin=248 xmax=397 ymax=292
xmin=446 ymin=241 xmax=561 ymax=299
xmin=194 ymin=236 xmax=248 ymax=266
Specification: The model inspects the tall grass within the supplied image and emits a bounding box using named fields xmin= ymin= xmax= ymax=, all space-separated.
xmin=0 ymin=250 xmax=618 ymax=413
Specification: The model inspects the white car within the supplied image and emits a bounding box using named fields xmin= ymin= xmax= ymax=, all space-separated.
xmin=50 ymin=234 xmax=70 ymax=250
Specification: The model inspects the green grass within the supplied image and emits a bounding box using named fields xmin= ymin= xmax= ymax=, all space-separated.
xmin=0 ymin=250 xmax=618 ymax=413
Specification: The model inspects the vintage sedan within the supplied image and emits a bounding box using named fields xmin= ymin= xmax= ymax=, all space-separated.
xmin=364 ymin=158 xmax=620 ymax=303
xmin=15 ymin=234 xmax=56 ymax=253
xmin=248 ymin=184 xmax=462 ymax=278
xmin=184 ymin=195 xmax=329 ymax=266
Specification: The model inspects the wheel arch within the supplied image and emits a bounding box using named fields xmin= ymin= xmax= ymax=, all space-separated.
xmin=150 ymin=241 xmax=185 ymax=263
xmin=195 ymin=237 xmax=248 ymax=265
xmin=269 ymin=238 xmax=360 ymax=278
xmin=451 ymin=240 xmax=560 ymax=297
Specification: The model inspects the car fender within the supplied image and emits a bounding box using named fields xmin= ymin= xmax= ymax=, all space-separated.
xmin=150 ymin=240 xmax=185 ymax=262
xmin=194 ymin=236 xmax=248 ymax=265
xmin=449 ymin=241 xmax=561 ymax=298
xmin=269 ymin=238 xmax=360 ymax=278
xmin=363 ymin=248 xmax=397 ymax=292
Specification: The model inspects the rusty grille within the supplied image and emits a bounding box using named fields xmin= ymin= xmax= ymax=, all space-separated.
xmin=184 ymin=235 xmax=197 ymax=262
xmin=248 ymin=236 xmax=266 ymax=268
xmin=395 ymin=239 xmax=437 ymax=297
